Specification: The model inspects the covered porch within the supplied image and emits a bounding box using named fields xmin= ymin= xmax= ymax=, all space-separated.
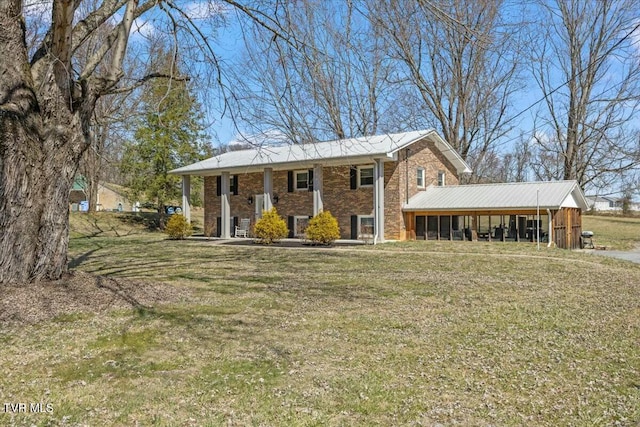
xmin=402 ymin=181 xmax=588 ymax=250
xmin=404 ymin=208 xmax=583 ymax=249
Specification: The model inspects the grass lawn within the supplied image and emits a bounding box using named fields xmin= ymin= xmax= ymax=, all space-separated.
xmin=1 ymin=214 xmax=639 ymax=426
xmin=583 ymin=214 xmax=640 ymax=250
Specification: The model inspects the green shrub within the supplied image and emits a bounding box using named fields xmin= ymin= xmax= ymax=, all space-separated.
xmin=253 ymin=208 xmax=288 ymax=244
xmin=164 ymin=214 xmax=193 ymax=239
xmin=306 ymin=210 xmax=340 ymax=245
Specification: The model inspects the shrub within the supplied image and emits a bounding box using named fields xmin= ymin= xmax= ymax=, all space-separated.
xmin=253 ymin=208 xmax=288 ymax=244
xmin=164 ymin=214 xmax=193 ymax=239
xmin=305 ymin=210 xmax=340 ymax=245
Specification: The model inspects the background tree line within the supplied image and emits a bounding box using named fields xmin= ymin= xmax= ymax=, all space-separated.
xmin=1 ymin=0 xmax=639 ymax=284
xmin=81 ymin=0 xmax=640 ymax=207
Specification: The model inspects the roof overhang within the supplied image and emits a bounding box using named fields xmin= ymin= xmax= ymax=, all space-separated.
xmin=169 ymin=130 xmax=472 ymax=177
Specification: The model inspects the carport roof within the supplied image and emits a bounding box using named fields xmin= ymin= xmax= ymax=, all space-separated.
xmin=404 ymin=180 xmax=589 ymax=212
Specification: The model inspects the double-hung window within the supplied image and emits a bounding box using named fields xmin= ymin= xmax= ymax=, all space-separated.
xmin=359 ymin=216 xmax=375 ymax=237
xmin=358 ymin=166 xmax=374 ymax=187
xmin=295 ymin=170 xmax=309 ymax=190
xmin=294 ymin=216 xmax=310 ymax=237
xmin=417 ymin=167 xmax=425 ymax=188
xmin=437 ymin=171 xmax=446 ymax=186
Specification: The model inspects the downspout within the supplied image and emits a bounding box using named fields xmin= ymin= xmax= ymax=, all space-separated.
xmin=547 ymin=209 xmax=553 ymax=247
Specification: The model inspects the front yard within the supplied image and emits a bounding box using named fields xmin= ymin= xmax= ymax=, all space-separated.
xmin=1 ymin=218 xmax=639 ymax=425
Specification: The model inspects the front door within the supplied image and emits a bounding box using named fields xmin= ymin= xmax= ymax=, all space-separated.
xmin=255 ymin=194 xmax=264 ymax=220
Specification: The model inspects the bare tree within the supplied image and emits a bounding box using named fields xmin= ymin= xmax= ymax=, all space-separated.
xmin=367 ymin=0 xmax=523 ymax=181
xmin=228 ymin=0 xmax=394 ymax=144
xmin=528 ymin=0 xmax=640 ymax=189
xmin=0 ymin=0 xmax=286 ymax=284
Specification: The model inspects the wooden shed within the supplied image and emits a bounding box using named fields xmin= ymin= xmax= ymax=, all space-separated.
xmin=403 ymin=181 xmax=589 ymax=249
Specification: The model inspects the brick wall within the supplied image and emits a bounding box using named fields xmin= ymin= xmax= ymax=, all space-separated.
xmin=202 ymin=137 xmax=460 ymax=239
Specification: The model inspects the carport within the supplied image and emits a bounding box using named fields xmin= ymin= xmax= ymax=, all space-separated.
xmin=403 ymin=181 xmax=589 ymax=249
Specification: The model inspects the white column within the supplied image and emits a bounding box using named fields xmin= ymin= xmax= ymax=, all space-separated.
xmin=220 ymin=172 xmax=231 ymax=239
xmin=181 ymin=175 xmax=191 ymax=223
xmin=263 ymin=168 xmax=273 ymax=212
xmin=313 ymin=164 xmax=323 ymax=216
xmin=374 ymin=159 xmax=385 ymax=243
xmin=547 ymin=209 xmax=553 ymax=248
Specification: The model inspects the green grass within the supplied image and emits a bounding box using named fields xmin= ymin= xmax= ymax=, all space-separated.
xmin=1 ymin=215 xmax=639 ymax=425
xmin=583 ymin=214 xmax=640 ymax=250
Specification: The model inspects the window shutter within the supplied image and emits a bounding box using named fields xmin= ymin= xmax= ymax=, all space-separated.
xmin=216 ymin=217 xmax=222 ymax=237
xmin=232 ymin=175 xmax=239 ymax=195
xmin=288 ymin=216 xmax=294 ymax=238
xmin=288 ymin=171 xmax=294 ymax=193
xmin=351 ymin=215 xmax=358 ymax=239
xmin=308 ymin=169 xmax=314 ymax=192
xmin=350 ymin=167 xmax=357 ymax=190
xmin=216 ymin=176 xmax=221 ymax=196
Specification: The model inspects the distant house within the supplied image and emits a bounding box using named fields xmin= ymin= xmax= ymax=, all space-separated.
xmin=586 ymin=195 xmax=640 ymax=212
xmin=96 ymin=183 xmax=134 ymax=212
xmin=69 ymin=178 xmax=134 ymax=212
xmin=586 ymin=195 xmax=622 ymax=212
xmin=170 ymin=130 xmax=588 ymax=249
xmin=69 ymin=176 xmax=88 ymax=207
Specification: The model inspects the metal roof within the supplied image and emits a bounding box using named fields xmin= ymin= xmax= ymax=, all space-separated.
xmin=404 ymin=180 xmax=589 ymax=212
xmin=170 ymin=129 xmax=471 ymax=175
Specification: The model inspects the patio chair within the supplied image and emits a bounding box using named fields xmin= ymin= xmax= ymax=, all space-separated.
xmin=235 ymin=218 xmax=251 ymax=238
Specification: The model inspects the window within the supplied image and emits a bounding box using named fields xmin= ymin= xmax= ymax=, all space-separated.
xmin=294 ymin=216 xmax=310 ymax=237
xmin=358 ymin=216 xmax=375 ymax=237
xmin=295 ymin=171 xmax=309 ymax=190
xmin=358 ymin=166 xmax=374 ymax=187
xmin=437 ymin=171 xmax=446 ymax=186
xmin=417 ymin=167 xmax=425 ymax=188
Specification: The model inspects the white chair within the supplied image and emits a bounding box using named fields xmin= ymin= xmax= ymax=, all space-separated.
xmin=235 ymin=218 xmax=251 ymax=238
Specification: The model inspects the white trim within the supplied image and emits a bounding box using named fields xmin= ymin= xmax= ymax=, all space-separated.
xmin=437 ymin=170 xmax=446 ymax=187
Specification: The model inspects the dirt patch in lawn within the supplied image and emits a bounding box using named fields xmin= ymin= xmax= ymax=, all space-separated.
xmin=0 ymin=271 xmax=191 ymax=325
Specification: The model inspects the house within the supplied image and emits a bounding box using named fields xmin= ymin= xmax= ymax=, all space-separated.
xmin=69 ymin=176 xmax=88 ymax=209
xmin=69 ymin=178 xmax=135 ymax=212
xmin=170 ymin=130 xmax=470 ymax=242
xmin=96 ymin=183 xmax=134 ymax=212
xmin=170 ymin=130 xmax=587 ymax=249
xmin=586 ymin=195 xmax=640 ymax=213
xmin=585 ymin=195 xmax=623 ymax=212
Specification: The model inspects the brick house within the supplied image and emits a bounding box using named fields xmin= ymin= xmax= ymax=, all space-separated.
xmin=170 ymin=130 xmax=471 ymax=242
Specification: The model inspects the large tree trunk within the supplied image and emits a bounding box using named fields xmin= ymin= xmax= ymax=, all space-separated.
xmin=0 ymin=0 xmax=90 ymax=284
